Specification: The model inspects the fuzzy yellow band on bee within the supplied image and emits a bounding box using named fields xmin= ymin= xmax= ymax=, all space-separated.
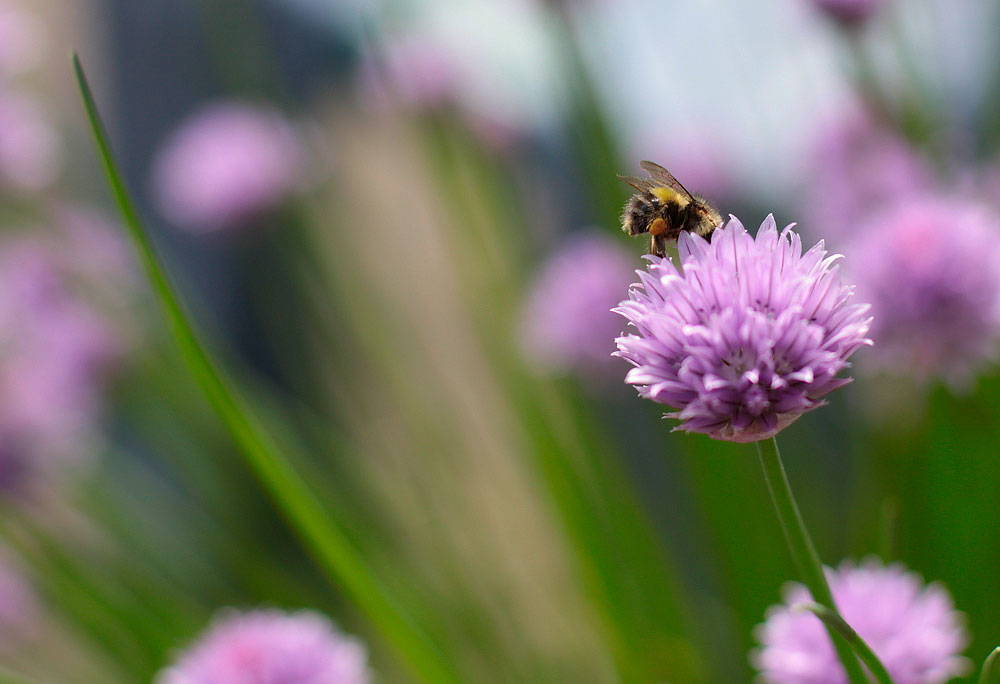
xmin=650 ymin=186 xmax=690 ymax=207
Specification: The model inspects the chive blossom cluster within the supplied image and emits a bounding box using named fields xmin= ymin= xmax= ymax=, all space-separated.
xmin=753 ymin=558 xmax=969 ymax=684
xmin=848 ymin=199 xmax=1000 ymax=384
xmin=614 ymin=216 xmax=872 ymax=442
xmin=156 ymin=609 xmax=371 ymax=684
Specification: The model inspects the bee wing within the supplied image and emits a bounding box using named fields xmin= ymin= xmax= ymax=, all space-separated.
xmin=617 ymin=174 xmax=658 ymax=193
xmin=639 ymin=160 xmax=696 ymax=201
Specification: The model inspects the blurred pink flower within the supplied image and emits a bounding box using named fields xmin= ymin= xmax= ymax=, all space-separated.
xmin=361 ymin=38 xmax=460 ymax=110
xmin=463 ymin=110 xmax=526 ymax=153
xmin=803 ymin=106 xmax=932 ymax=246
xmin=152 ymin=102 xmax=305 ymax=232
xmin=360 ymin=1 xmax=562 ymax=150
xmin=754 ymin=558 xmax=969 ymax=684
xmin=0 ymin=91 xmax=61 ymax=192
xmin=359 ymin=38 xmax=525 ymax=152
xmin=809 ymin=0 xmax=886 ymax=25
xmin=0 ymin=553 xmax=40 ymax=650
xmin=848 ymin=198 xmax=1000 ymax=384
xmin=157 ymin=609 xmax=371 ymax=684
xmin=50 ymin=204 xmax=137 ymax=292
xmin=520 ymin=232 xmax=636 ymax=377
xmin=0 ymin=238 xmax=123 ymax=493
xmin=0 ymin=4 xmax=45 ymax=76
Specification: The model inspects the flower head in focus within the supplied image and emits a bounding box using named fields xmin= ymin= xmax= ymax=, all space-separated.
xmin=521 ymin=232 xmax=635 ymax=377
xmin=849 ymin=198 xmax=1000 ymax=384
xmin=753 ymin=558 xmax=969 ymax=684
xmin=614 ymin=216 xmax=871 ymax=442
xmin=151 ymin=102 xmax=305 ymax=232
xmin=156 ymin=609 xmax=371 ymax=684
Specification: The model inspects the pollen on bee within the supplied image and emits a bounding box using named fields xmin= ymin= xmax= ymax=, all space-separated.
xmin=649 ymin=217 xmax=668 ymax=237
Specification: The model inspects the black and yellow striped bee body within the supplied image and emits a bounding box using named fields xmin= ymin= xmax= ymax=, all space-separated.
xmin=618 ymin=161 xmax=722 ymax=257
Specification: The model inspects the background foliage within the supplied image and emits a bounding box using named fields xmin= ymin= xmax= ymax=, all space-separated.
xmin=1 ymin=0 xmax=999 ymax=682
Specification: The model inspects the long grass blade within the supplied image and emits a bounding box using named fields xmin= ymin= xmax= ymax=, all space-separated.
xmin=72 ymin=53 xmax=460 ymax=684
xmin=980 ymin=647 xmax=1000 ymax=684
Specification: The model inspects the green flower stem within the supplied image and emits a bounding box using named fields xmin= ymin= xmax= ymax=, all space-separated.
xmin=73 ymin=55 xmax=460 ymax=684
xmin=798 ymin=603 xmax=895 ymax=684
xmin=756 ymin=437 xmax=870 ymax=684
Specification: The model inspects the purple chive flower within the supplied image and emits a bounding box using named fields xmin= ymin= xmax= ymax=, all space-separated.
xmin=151 ymin=102 xmax=305 ymax=232
xmin=803 ymin=106 xmax=932 ymax=247
xmin=809 ymin=0 xmax=886 ymax=25
xmin=521 ymin=232 xmax=636 ymax=376
xmin=156 ymin=609 xmax=371 ymax=684
xmin=753 ymin=558 xmax=969 ymax=684
xmin=361 ymin=37 xmax=460 ymax=111
xmin=614 ymin=216 xmax=872 ymax=442
xmin=848 ymin=198 xmax=1000 ymax=384
xmin=0 ymin=238 xmax=121 ymax=493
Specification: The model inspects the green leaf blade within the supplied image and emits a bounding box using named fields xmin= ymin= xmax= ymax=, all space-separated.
xmin=72 ymin=53 xmax=461 ymax=684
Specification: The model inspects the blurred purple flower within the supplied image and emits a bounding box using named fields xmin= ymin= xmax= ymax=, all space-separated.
xmin=361 ymin=38 xmax=460 ymax=111
xmin=0 ymin=5 xmax=45 ymax=76
xmin=52 ymin=204 xmax=136 ymax=287
xmin=0 ymin=238 xmax=122 ymax=493
xmin=753 ymin=558 xmax=969 ymax=684
xmin=520 ymin=232 xmax=636 ymax=376
xmin=359 ymin=35 xmax=527 ymax=152
xmin=152 ymin=102 xmax=305 ymax=232
xmin=848 ymin=198 xmax=1000 ymax=384
xmin=157 ymin=609 xmax=371 ymax=684
xmin=0 ymin=91 xmax=61 ymax=192
xmin=809 ymin=0 xmax=886 ymax=25
xmin=804 ymin=107 xmax=931 ymax=246
xmin=361 ymin=1 xmax=563 ymax=149
xmin=614 ymin=216 xmax=871 ymax=442
xmin=0 ymin=553 xmax=40 ymax=650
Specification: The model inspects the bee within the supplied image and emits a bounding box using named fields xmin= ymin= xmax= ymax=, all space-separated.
xmin=618 ymin=160 xmax=723 ymax=256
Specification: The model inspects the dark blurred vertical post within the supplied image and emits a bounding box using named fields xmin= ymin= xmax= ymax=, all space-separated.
xmin=100 ymin=0 xmax=353 ymax=379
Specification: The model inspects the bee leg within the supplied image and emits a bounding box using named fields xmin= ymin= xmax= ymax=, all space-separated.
xmin=648 ymin=217 xmax=668 ymax=237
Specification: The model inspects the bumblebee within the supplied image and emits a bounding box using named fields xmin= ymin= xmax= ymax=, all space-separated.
xmin=618 ymin=160 xmax=723 ymax=257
